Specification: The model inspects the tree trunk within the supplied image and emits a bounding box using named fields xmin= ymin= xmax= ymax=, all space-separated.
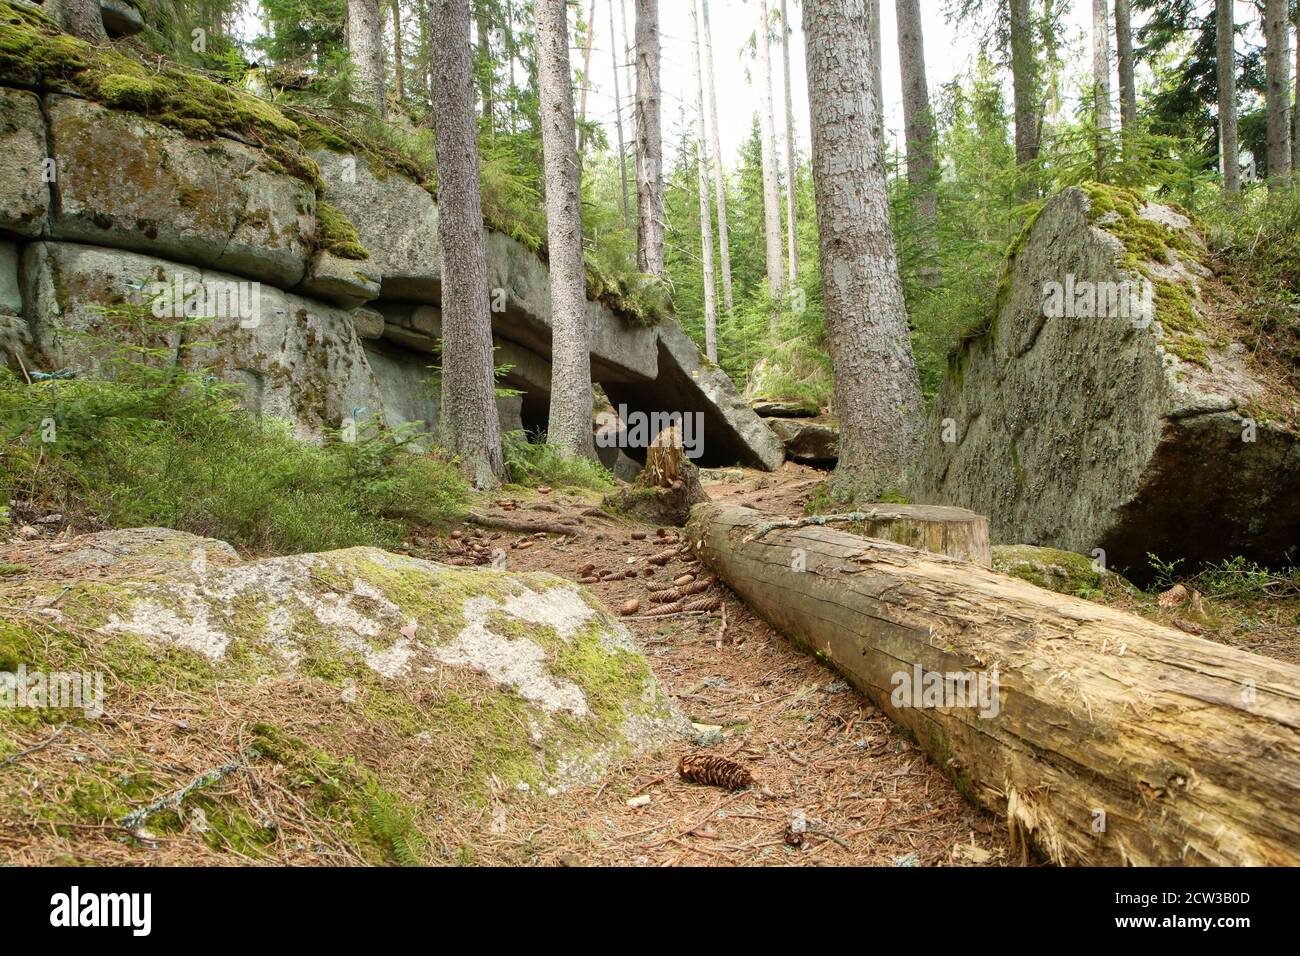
xmin=1295 ymin=4 xmax=1300 ymax=169
xmin=1092 ymin=0 xmax=1112 ymax=178
xmin=431 ymin=0 xmax=504 ymax=489
xmin=578 ymin=0 xmax=597 ymax=157
xmin=700 ymin=0 xmax=735 ymax=316
xmin=803 ymin=0 xmax=923 ymax=502
xmin=745 ymin=504 xmax=992 ymax=565
xmin=756 ymin=0 xmax=785 ymax=326
xmin=1217 ymin=0 xmax=1240 ymax=193
xmin=610 ymin=0 xmax=632 ymax=232
xmin=635 ymin=0 xmax=666 ymax=277
xmin=779 ymin=0 xmax=798 ymax=287
xmin=348 ymin=0 xmax=387 ymax=117
xmin=687 ymin=502 xmax=1300 ymax=867
xmin=894 ymin=0 xmax=939 ymax=286
xmin=867 ymin=0 xmax=884 ymax=147
xmin=474 ymin=0 xmax=494 ymax=130
xmin=391 ymin=0 xmax=405 ymax=102
xmin=1114 ymin=0 xmax=1137 ymax=139
xmin=60 ymin=0 xmax=108 ymax=43
xmin=537 ymin=0 xmax=596 ymax=459
xmin=1264 ymin=0 xmax=1293 ymax=188
xmin=1008 ymin=0 xmax=1039 ymax=195
xmin=421 ymin=0 xmax=436 ymax=123
xmin=689 ymin=0 xmax=719 ymax=363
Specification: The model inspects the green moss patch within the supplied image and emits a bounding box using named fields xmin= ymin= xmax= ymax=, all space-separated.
xmin=315 ymin=201 xmax=369 ymax=260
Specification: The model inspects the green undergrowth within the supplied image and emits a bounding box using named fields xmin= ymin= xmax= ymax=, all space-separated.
xmin=502 ymin=430 xmax=615 ymax=492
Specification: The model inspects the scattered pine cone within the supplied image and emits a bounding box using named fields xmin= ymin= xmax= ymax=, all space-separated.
xmin=682 ymin=595 xmax=721 ymax=613
xmin=678 ymin=753 xmax=753 ymax=791
xmin=578 ymin=562 xmax=596 ymax=577
xmin=647 ymin=548 xmax=676 ymax=566
xmin=673 ymin=573 xmax=696 ymax=587
xmin=649 ymin=588 xmax=685 ymax=605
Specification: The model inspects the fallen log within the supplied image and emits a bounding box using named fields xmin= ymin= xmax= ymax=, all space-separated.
xmin=752 ymin=504 xmax=991 ymax=566
xmin=686 ymin=502 xmax=1300 ymax=866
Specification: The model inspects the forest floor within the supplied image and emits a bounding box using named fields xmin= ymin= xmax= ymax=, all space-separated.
xmin=410 ymin=463 xmax=1015 ymax=867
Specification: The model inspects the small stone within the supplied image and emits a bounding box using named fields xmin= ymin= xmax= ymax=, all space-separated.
xmin=626 ymin=794 xmax=651 ymax=808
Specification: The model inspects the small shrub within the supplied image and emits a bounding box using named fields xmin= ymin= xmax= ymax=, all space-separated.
xmin=501 ymin=431 xmax=614 ymax=492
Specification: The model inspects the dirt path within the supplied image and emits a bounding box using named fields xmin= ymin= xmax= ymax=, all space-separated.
xmin=424 ymin=464 xmax=1012 ymax=866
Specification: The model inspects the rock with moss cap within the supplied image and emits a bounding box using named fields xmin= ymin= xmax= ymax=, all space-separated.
xmin=911 ymin=185 xmax=1300 ymax=580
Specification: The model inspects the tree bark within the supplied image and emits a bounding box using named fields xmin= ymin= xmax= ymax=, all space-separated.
xmin=746 ymin=504 xmax=992 ymax=565
xmin=431 ymin=0 xmax=504 ymax=489
xmin=779 ymin=0 xmax=798 ymax=287
xmin=537 ymin=0 xmax=596 ymax=459
xmin=1008 ymin=0 xmax=1039 ymax=195
xmin=1264 ymin=0 xmax=1293 ymax=187
xmin=578 ymin=0 xmax=597 ymax=157
xmin=1217 ymin=0 xmax=1241 ymax=193
xmin=348 ymin=0 xmax=388 ymax=117
xmin=700 ymin=0 xmax=735 ymax=315
xmin=756 ymin=0 xmax=785 ymax=326
xmin=867 ymin=0 xmax=884 ymax=147
xmin=391 ymin=0 xmax=406 ymax=102
xmin=894 ymin=0 xmax=939 ymax=286
xmin=635 ymin=0 xmax=666 ymax=277
xmin=1092 ymin=0 xmax=1112 ymax=178
xmin=1114 ymin=0 xmax=1137 ymax=139
xmin=803 ymin=0 xmax=922 ymax=502
xmin=1295 ymin=3 xmax=1300 ymax=170
xmin=60 ymin=0 xmax=108 ymax=43
xmin=687 ymin=502 xmax=1300 ymax=867
xmin=689 ymin=0 xmax=719 ymax=363
xmin=610 ymin=0 xmax=632 ymax=232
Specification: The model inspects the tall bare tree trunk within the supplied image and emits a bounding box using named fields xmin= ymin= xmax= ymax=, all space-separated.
xmin=700 ymin=0 xmax=735 ymax=315
xmin=1114 ymin=0 xmax=1137 ymax=139
xmin=1264 ymin=0 xmax=1293 ymax=188
xmin=537 ymin=0 xmax=596 ymax=458
xmin=431 ymin=0 xmax=504 ymax=489
xmin=1217 ymin=0 xmax=1240 ymax=193
xmin=1009 ymin=0 xmax=1039 ymax=196
xmin=60 ymin=0 xmax=107 ymax=44
xmin=895 ymin=0 xmax=939 ymax=286
xmin=1092 ymin=0 xmax=1112 ymax=178
xmin=756 ymin=0 xmax=785 ymax=327
xmin=610 ymin=0 xmax=632 ymax=231
xmin=1295 ymin=3 xmax=1300 ymax=170
xmin=690 ymin=0 xmax=719 ymax=362
xmin=578 ymin=0 xmax=598 ymax=157
xmin=391 ymin=0 xmax=406 ymax=102
xmin=779 ymin=0 xmax=798 ymax=287
xmin=803 ymin=0 xmax=923 ymax=502
xmin=348 ymin=0 xmax=387 ymax=117
xmin=635 ymin=0 xmax=666 ymax=277
xmin=421 ymin=0 xmax=435 ymax=121
xmin=474 ymin=1 xmax=494 ymax=129
xmin=867 ymin=0 xmax=884 ymax=147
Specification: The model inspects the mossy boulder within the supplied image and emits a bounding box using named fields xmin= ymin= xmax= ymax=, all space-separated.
xmin=911 ymin=185 xmax=1300 ymax=580
xmin=992 ymin=544 xmax=1135 ymax=596
xmin=45 ymin=94 xmax=315 ymax=288
xmin=0 ymin=528 xmax=686 ymax=863
xmin=767 ymin=417 xmax=839 ymax=464
xmin=0 ymin=86 xmax=48 ymax=238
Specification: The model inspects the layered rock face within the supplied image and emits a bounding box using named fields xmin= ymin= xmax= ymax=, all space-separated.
xmin=911 ymin=186 xmax=1299 ymax=576
xmin=0 ymin=18 xmax=781 ymax=470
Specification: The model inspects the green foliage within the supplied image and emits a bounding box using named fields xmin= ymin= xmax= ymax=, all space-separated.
xmin=362 ymin=787 xmax=427 ymax=867
xmin=501 ymin=431 xmax=614 ymax=492
xmin=0 ymin=312 xmax=467 ymax=553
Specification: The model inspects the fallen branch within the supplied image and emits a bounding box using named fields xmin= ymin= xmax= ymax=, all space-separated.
xmin=466 ymin=511 xmax=582 ymax=536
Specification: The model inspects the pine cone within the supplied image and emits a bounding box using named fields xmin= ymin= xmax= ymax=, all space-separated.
xmin=647 ymin=548 xmax=676 ymax=566
xmin=649 ymin=588 xmax=684 ymax=605
xmin=678 ymin=753 xmax=753 ymax=791
xmin=682 ymin=595 xmax=721 ymax=613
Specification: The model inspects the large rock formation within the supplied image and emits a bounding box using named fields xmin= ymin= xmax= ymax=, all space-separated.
xmin=911 ymin=186 xmax=1300 ymax=576
xmin=0 ymin=11 xmax=781 ymax=470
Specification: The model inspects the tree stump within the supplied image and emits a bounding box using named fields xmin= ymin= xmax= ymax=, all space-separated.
xmin=753 ymin=504 xmax=991 ymax=566
xmin=603 ymin=426 xmax=708 ymax=526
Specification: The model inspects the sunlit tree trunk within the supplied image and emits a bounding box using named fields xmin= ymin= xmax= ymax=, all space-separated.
xmin=895 ymin=0 xmax=939 ymax=286
xmin=756 ymin=0 xmax=785 ymax=327
xmin=391 ymin=0 xmax=405 ymax=103
xmin=610 ymin=0 xmax=632 ymax=231
xmin=803 ymin=0 xmax=923 ymax=502
xmin=1264 ymin=0 xmax=1292 ymax=188
xmin=690 ymin=0 xmax=719 ymax=361
xmin=537 ymin=0 xmax=596 ymax=458
xmin=635 ymin=0 xmax=666 ymax=277
xmin=348 ymin=0 xmax=387 ymax=117
xmin=1114 ymin=0 xmax=1137 ymax=139
xmin=867 ymin=0 xmax=883 ymax=148
xmin=1092 ymin=0 xmax=1112 ymax=178
xmin=779 ymin=0 xmax=798 ymax=287
xmin=700 ymin=0 xmax=734 ymax=315
xmin=431 ymin=0 xmax=504 ymax=488
xmin=1009 ymin=0 xmax=1039 ymax=196
xmin=578 ymin=0 xmax=597 ymax=157
xmin=1217 ymin=0 xmax=1240 ymax=193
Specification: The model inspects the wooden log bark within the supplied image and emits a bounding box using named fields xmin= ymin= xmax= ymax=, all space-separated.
xmin=686 ymin=502 xmax=1300 ymax=866
xmin=755 ymin=505 xmax=990 ymax=566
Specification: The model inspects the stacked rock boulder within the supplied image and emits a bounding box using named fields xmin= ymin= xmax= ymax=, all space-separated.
xmin=0 ymin=3 xmax=782 ymax=468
